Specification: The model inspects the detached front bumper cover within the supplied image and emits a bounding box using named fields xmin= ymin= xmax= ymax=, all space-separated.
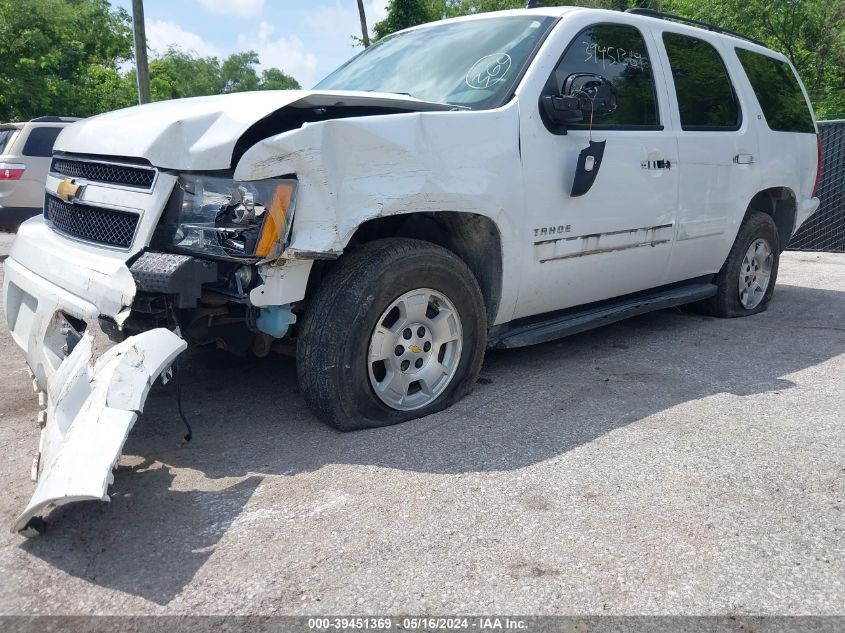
xmin=13 ymin=328 xmax=186 ymax=534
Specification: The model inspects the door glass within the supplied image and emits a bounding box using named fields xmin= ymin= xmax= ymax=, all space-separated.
xmin=0 ymin=128 xmax=17 ymax=154
xmin=663 ymin=32 xmax=740 ymax=130
xmin=22 ymin=127 xmax=62 ymax=157
xmin=735 ymin=48 xmax=815 ymax=134
xmin=544 ymin=24 xmax=660 ymax=128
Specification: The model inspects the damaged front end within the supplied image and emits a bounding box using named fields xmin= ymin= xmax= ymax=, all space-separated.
xmin=4 ymin=164 xmax=306 ymax=534
xmin=4 ymin=270 xmax=184 ymax=535
xmin=3 ymin=221 xmax=190 ymax=533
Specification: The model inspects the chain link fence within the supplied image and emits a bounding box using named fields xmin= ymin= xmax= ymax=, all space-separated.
xmin=788 ymin=120 xmax=845 ymax=252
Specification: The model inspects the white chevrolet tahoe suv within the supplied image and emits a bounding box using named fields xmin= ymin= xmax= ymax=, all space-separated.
xmin=3 ymin=7 xmax=821 ymax=532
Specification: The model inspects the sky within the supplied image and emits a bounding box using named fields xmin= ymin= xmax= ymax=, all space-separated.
xmin=111 ymin=0 xmax=389 ymax=89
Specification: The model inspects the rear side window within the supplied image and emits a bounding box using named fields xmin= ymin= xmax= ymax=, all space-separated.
xmin=0 ymin=129 xmax=17 ymax=154
xmin=663 ymin=32 xmax=740 ymax=130
xmin=735 ymin=48 xmax=814 ymax=133
xmin=22 ymin=127 xmax=62 ymax=157
xmin=545 ymin=24 xmax=660 ymax=128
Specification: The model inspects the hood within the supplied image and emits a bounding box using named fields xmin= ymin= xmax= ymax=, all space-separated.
xmin=54 ymin=90 xmax=458 ymax=171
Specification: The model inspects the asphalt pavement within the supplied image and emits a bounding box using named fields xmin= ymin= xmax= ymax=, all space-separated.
xmin=0 ymin=231 xmax=843 ymax=615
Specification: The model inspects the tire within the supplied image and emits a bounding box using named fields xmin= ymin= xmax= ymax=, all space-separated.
xmin=297 ymin=238 xmax=487 ymax=431
xmin=695 ymin=211 xmax=780 ymax=318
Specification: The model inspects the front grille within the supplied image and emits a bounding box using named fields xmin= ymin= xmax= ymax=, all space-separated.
xmin=51 ymin=157 xmax=156 ymax=189
xmin=44 ymin=194 xmax=139 ymax=248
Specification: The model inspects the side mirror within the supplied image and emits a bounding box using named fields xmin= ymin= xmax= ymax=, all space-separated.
xmin=565 ymin=73 xmax=618 ymax=118
xmin=540 ymin=73 xmax=617 ymax=134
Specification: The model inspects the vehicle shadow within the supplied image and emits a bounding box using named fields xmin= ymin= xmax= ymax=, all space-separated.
xmin=20 ymin=283 xmax=845 ymax=605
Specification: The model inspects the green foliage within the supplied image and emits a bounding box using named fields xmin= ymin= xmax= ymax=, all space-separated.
xmin=2 ymin=0 xmax=840 ymax=120
xmin=0 ymin=0 xmax=301 ymax=121
xmin=143 ymin=49 xmax=300 ymax=102
xmin=373 ymin=0 xmax=437 ymax=40
xmin=0 ymin=0 xmax=133 ymax=120
xmin=144 ymin=49 xmax=224 ymax=101
xmin=260 ymin=68 xmax=302 ymax=91
xmin=221 ymin=51 xmax=262 ymax=93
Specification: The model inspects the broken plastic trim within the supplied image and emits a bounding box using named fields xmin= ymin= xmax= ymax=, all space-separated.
xmin=13 ymin=328 xmax=187 ymax=534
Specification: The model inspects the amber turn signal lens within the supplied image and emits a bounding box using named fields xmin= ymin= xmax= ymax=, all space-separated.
xmin=256 ymin=184 xmax=295 ymax=257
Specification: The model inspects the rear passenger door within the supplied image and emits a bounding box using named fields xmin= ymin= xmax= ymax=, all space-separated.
xmin=654 ymin=30 xmax=759 ymax=281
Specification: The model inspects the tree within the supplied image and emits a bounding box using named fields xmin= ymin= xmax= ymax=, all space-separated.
xmin=138 ymin=48 xmax=300 ymax=102
xmin=221 ymin=51 xmax=262 ymax=93
xmin=260 ymin=68 xmax=301 ymax=90
xmin=0 ymin=0 xmax=133 ymax=120
xmin=0 ymin=1 xmax=302 ymax=120
xmin=373 ymin=0 xmax=436 ymax=40
xmin=144 ymin=49 xmax=223 ymax=101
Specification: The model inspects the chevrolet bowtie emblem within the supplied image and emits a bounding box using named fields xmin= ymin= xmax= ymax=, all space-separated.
xmin=57 ymin=178 xmax=82 ymax=203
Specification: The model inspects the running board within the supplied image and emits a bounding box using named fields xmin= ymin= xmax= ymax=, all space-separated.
xmin=488 ymin=282 xmax=717 ymax=349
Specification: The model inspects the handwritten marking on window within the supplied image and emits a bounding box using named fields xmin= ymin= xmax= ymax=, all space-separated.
xmin=465 ymin=53 xmax=513 ymax=90
xmin=584 ymin=43 xmax=645 ymax=71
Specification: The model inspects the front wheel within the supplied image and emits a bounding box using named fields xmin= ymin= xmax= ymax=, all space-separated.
xmin=297 ymin=239 xmax=487 ymax=431
xmin=696 ymin=211 xmax=780 ymax=318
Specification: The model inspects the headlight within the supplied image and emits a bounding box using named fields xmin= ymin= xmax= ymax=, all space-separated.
xmin=171 ymin=175 xmax=296 ymax=260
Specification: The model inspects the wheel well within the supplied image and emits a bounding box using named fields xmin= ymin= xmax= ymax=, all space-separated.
xmin=309 ymin=212 xmax=503 ymax=326
xmin=747 ymin=187 xmax=796 ymax=252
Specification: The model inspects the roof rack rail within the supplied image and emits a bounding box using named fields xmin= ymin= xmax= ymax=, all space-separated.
xmin=29 ymin=116 xmax=81 ymax=123
xmin=625 ymin=8 xmax=765 ymax=46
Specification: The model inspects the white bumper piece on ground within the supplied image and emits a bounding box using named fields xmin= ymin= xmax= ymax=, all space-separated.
xmin=4 ymin=226 xmax=187 ymax=533
xmin=11 ymin=328 xmax=186 ymax=534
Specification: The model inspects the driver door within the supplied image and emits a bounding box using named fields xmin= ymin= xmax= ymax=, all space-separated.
xmin=515 ymin=21 xmax=679 ymax=319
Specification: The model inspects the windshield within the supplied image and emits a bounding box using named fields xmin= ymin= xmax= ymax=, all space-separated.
xmin=316 ymin=15 xmax=556 ymax=109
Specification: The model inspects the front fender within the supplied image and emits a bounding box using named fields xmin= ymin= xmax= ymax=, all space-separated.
xmin=235 ymin=106 xmax=524 ymax=322
xmin=234 ymin=107 xmax=523 ymax=254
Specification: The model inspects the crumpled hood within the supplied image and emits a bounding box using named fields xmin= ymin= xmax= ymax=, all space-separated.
xmin=54 ymin=90 xmax=456 ymax=172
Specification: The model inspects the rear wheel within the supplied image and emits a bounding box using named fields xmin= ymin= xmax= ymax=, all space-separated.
xmin=696 ymin=211 xmax=780 ymax=318
xmin=297 ymin=239 xmax=487 ymax=431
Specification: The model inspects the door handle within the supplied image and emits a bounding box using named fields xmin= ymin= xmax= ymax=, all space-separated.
xmin=734 ymin=154 xmax=755 ymax=164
